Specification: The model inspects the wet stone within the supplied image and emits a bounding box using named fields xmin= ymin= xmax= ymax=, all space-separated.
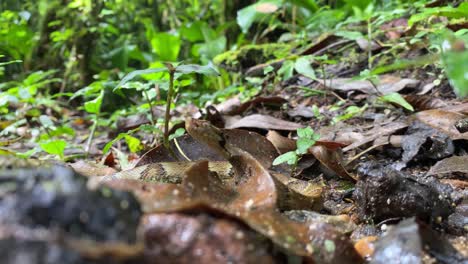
xmin=0 ymin=158 xmax=143 ymax=263
xmin=354 ymin=161 xmax=455 ymax=223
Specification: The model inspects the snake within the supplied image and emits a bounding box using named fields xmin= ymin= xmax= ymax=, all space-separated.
xmin=91 ymin=118 xmax=323 ymax=208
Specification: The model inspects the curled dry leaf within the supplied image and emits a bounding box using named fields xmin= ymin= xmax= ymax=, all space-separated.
xmin=225 ymin=114 xmax=304 ymax=131
xmin=318 ymin=75 xmax=419 ymax=95
xmin=104 ymin=154 xmax=361 ymax=263
xmin=266 ymin=130 xmax=296 ymax=154
xmin=310 ymin=145 xmax=357 ymax=182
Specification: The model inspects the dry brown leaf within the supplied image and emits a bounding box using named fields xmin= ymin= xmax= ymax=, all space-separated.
xmin=415 ymin=109 xmax=468 ymax=140
xmin=318 ymin=75 xmax=419 ymax=95
xmin=310 ymin=145 xmax=357 ymax=182
xmin=428 ymin=155 xmax=468 ymax=175
xmin=225 ymin=114 xmax=304 ymax=131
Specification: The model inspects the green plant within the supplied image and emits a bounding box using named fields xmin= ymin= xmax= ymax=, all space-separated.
xmin=273 ymin=126 xmax=320 ymax=173
xmin=116 ymin=62 xmax=219 ymax=148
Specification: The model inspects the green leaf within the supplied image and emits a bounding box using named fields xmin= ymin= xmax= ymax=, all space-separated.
xmin=296 ymin=138 xmax=315 ymax=155
xmin=84 ymin=90 xmax=104 ymax=114
xmin=0 ymin=60 xmax=22 ymax=66
xmin=441 ymin=39 xmax=468 ymax=98
xmin=103 ymin=133 xmax=126 ymax=154
xmin=408 ymin=3 xmax=468 ymax=26
xmin=273 ymin=151 xmax=298 ymax=166
xmin=379 ymin=92 xmax=414 ymax=111
xmin=124 ymin=135 xmax=143 ymax=153
xmin=116 ymin=68 xmax=168 ymax=90
xmin=287 ymin=0 xmax=318 ymax=12
xmin=297 ymin=126 xmax=314 ymax=139
xmin=169 ymin=128 xmax=186 ymax=141
xmin=237 ymin=0 xmax=282 ymax=33
xmin=176 ymin=63 xmax=220 ymax=76
xmin=151 ymin=32 xmax=181 ymax=61
xmin=39 ymin=140 xmax=67 ymax=159
xmin=294 ymin=57 xmax=316 ymax=80
xmin=278 ymin=60 xmax=295 ymax=80
xmin=335 ymin=31 xmax=364 ymax=41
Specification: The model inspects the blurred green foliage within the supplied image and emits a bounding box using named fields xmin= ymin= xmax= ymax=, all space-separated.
xmin=0 ymin=0 xmax=466 ymax=159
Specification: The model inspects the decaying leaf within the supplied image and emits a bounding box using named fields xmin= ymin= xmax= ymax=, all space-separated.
xmin=225 ymin=114 xmax=304 ymax=131
xmin=428 ymin=155 xmax=468 ymax=175
xmin=310 ymin=145 xmax=357 ymax=182
xmin=318 ymin=75 xmax=420 ymax=95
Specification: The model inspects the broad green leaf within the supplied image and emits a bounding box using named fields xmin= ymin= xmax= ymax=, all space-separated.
xmin=278 ymin=60 xmax=295 ymax=80
xmin=197 ymin=36 xmax=227 ymax=61
xmin=180 ymin=22 xmax=205 ymax=42
xmin=273 ymin=151 xmax=298 ymax=166
xmin=169 ymin=128 xmax=186 ymax=141
xmin=84 ymin=90 xmax=104 ymax=114
xmin=296 ymin=138 xmax=315 ymax=155
xmin=294 ymin=57 xmax=316 ymax=80
xmin=297 ymin=126 xmax=314 ymax=139
xmin=116 ymin=67 xmax=168 ymax=90
xmin=287 ymin=0 xmax=318 ymax=12
xmin=39 ymin=140 xmax=67 ymax=159
xmin=344 ymin=0 xmax=372 ymax=10
xmin=379 ymin=92 xmax=414 ymax=111
xmin=237 ymin=0 xmax=282 ymax=33
xmin=151 ymin=32 xmax=181 ymax=61
xmin=124 ymin=135 xmax=143 ymax=153
xmin=441 ymin=40 xmax=468 ymax=98
xmin=103 ymin=133 xmax=127 ymax=154
xmin=335 ymin=31 xmax=364 ymax=41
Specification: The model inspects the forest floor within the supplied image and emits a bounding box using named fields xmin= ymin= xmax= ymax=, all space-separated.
xmin=1 ymin=6 xmax=468 ymax=264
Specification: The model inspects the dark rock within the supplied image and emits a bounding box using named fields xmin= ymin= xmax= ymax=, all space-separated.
xmin=354 ymin=161 xmax=454 ymax=223
xmin=372 ymin=218 xmax=466 ymax=264
xmin=447 ymin=198 xmax=468 ymax=235
xmin=0 ymin=159 xmax=143 ymax=263
xmin=399 ymin=122 xmax=454 ymax=169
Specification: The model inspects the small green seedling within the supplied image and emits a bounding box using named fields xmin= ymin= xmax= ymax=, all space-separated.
xmin=273 ymin=126 xmax=320 ymax=173
xmin=116 ymin=62 xmax=219 ymax=149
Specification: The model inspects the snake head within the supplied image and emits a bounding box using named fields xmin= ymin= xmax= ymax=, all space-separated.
xmin=186 ymin=118 xmax=230 ymax=159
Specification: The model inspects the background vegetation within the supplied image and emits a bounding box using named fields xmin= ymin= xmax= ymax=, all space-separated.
xmin=0 ymin=0 xmax=466 ymax=160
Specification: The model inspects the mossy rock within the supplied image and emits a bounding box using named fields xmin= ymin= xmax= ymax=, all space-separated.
xmin=214 ymin=43 xmax=292 ymax=72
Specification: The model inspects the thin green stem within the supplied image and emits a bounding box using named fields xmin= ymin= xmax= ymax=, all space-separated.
xmin=85 ymin=114 xmax=98 ymax=156
xmin=367 ymin=18 xmax=372 ymax=70
xmin=163 ymin=69 xmax=175 ymax=148
xmin=143 ymin=90 xmax=155 ymax=126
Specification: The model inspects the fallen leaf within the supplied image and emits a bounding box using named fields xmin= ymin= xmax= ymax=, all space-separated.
xmin=318 ymin=75 xmax=420 ymax=95
xmin=415 ymin=109 xmax=468 ymax=140
xmin=428 ymin=155 xmax=468 ymax=175
xmin=225 ymin=114 xmax=304 ymax=131
xmin=310 ymin=145 xmax=357 ymax=182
